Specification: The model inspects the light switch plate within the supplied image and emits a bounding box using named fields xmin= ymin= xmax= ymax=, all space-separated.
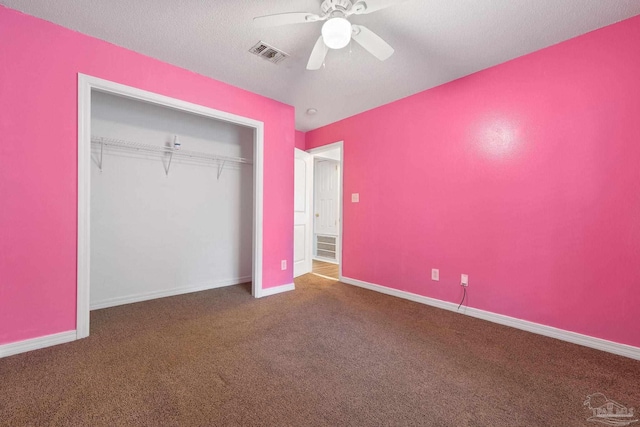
xmin=281 ymin=260 xmax=287 ymax=270
xmin=352 ymin=193 xmax=360 ymax=203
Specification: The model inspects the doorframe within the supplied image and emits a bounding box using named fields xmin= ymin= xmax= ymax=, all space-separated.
xmin=77 ymin=74 xmax=265 ymax=339
xmin=307 ymin=141 xmax=344 ymax=280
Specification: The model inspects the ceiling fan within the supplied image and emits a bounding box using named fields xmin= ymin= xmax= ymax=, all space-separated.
xmin=254 ymin=0 xmax=405 ymax=70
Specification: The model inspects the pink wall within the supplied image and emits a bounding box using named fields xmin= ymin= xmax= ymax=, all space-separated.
xmin=295 ymin=130 xmax=306 ymax=150
xmin=307 ymin=15 xmax=640 ymax=348
xmin=0 ymin=7 xmax=294 ymax=345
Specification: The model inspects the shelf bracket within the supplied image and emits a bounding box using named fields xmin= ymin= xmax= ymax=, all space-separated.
xmin=98 ymin=138 xmax=104 ymax=172
xmin=165 ymin=151 xmax=174 ymax=176
xmin=217 ymin=160 xmax=226 ymax=180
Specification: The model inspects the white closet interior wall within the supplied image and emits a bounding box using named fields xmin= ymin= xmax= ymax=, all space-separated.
xmin=90 ymin=91 xmax=254 ymax=309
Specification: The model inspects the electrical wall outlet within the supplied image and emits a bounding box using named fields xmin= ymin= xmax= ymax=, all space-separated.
xmin=461 ymin=274 xmax=469 ymax=287
xmin=431 ymin=268 xmax=439 ymax=281
xmin=281 ymin=260 xmax=287 ymax=270
xmin=351 ymin=193 xmax=360 ymax=203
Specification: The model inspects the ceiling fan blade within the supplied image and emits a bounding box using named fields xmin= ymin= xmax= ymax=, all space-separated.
xmin=351 ymin=25 xmax=394 ymax=61
xmin=253 ymin=12 xmax=322 ymax=27
xmin=352 ymin=0 xmax=407 ymax=14
xmin=307 ymin=36 xmax=329 ymax=70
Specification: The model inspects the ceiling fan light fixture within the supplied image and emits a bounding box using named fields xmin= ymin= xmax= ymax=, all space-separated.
xmin=321 ymin=17 xmax=352 ymax=49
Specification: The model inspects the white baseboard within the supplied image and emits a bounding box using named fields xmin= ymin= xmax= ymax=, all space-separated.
xmin=90 ymin=276 xmax=252 ymax=310
xmin=341 ymin=276 xmax=640 ymax=361
xmin=0 ymin=330 xmax=77 ymax=359
xmin=260 ymin=283 xmax=295 ymax=297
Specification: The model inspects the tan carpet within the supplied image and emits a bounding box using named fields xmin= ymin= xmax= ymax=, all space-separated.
xmin=1 ymin=275 xmax=638 ymax=426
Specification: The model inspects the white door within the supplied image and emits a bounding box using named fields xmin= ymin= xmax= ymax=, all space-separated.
xmin=314 ymin=159 xmax=340 ymax=236
xmin=294 ymin=149 xmax=313 ymax=277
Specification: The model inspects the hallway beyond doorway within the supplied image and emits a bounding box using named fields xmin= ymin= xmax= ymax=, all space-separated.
xmin=312 ymin=260 xmax=338 ymax=280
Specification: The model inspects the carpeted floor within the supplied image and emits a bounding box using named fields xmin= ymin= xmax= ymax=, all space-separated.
xmin=1 ymin=275 xmax=639 ymax=426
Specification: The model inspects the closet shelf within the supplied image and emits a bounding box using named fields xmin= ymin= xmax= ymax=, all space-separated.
xmin=91 ymin=136 xmax=252 ymax=176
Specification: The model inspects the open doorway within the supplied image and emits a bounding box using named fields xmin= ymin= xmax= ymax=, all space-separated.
xmin=308 ymin=142 xmax=343 ymax=281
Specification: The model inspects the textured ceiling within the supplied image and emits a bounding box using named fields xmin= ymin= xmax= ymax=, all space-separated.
xmin=3 ymin=0 xmax=640 ymax=131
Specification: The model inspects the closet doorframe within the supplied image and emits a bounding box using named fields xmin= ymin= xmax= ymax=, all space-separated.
xmin=77 ymin=74 xmax=265 ymax=339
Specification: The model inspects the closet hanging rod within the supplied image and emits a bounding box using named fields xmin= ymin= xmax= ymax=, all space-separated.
xmin=90 ymin=136 xmax=253 ymax=166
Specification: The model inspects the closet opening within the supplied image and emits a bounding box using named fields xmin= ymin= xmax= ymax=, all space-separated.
xmin=77 ymin=75 xmax=265 ymax=339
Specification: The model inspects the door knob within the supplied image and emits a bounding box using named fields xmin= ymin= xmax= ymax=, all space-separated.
xmin=315 ymin=213 xmax=319 ymax=217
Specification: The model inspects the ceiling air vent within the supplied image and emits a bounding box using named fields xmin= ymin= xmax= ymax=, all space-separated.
xmin=249 ymin=41 xmax=289 ymax=64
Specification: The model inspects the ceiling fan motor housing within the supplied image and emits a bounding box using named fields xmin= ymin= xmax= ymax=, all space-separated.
xmin=321 ymin=0 xmax=353 ymax=14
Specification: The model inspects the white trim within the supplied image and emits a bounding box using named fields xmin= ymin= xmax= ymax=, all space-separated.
xmin=90 ymin=276 xmax=253 ymax=310
xmin=260 ymin=283 xmax=295 ymax=297
xmin=341 ymin=276 xmax=640 ymax=361
xmin=252 ymin=124 xmax=264 ymax=298
xmin=77 ymin=75 xmax=91 ymax=339
xmin=0 ymin=331 xmax=77 ymax=359
xmin=78 ymin=74 xmax=265 ymax=336
xmin=307 ymin=141 xmax=344 ymax=280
